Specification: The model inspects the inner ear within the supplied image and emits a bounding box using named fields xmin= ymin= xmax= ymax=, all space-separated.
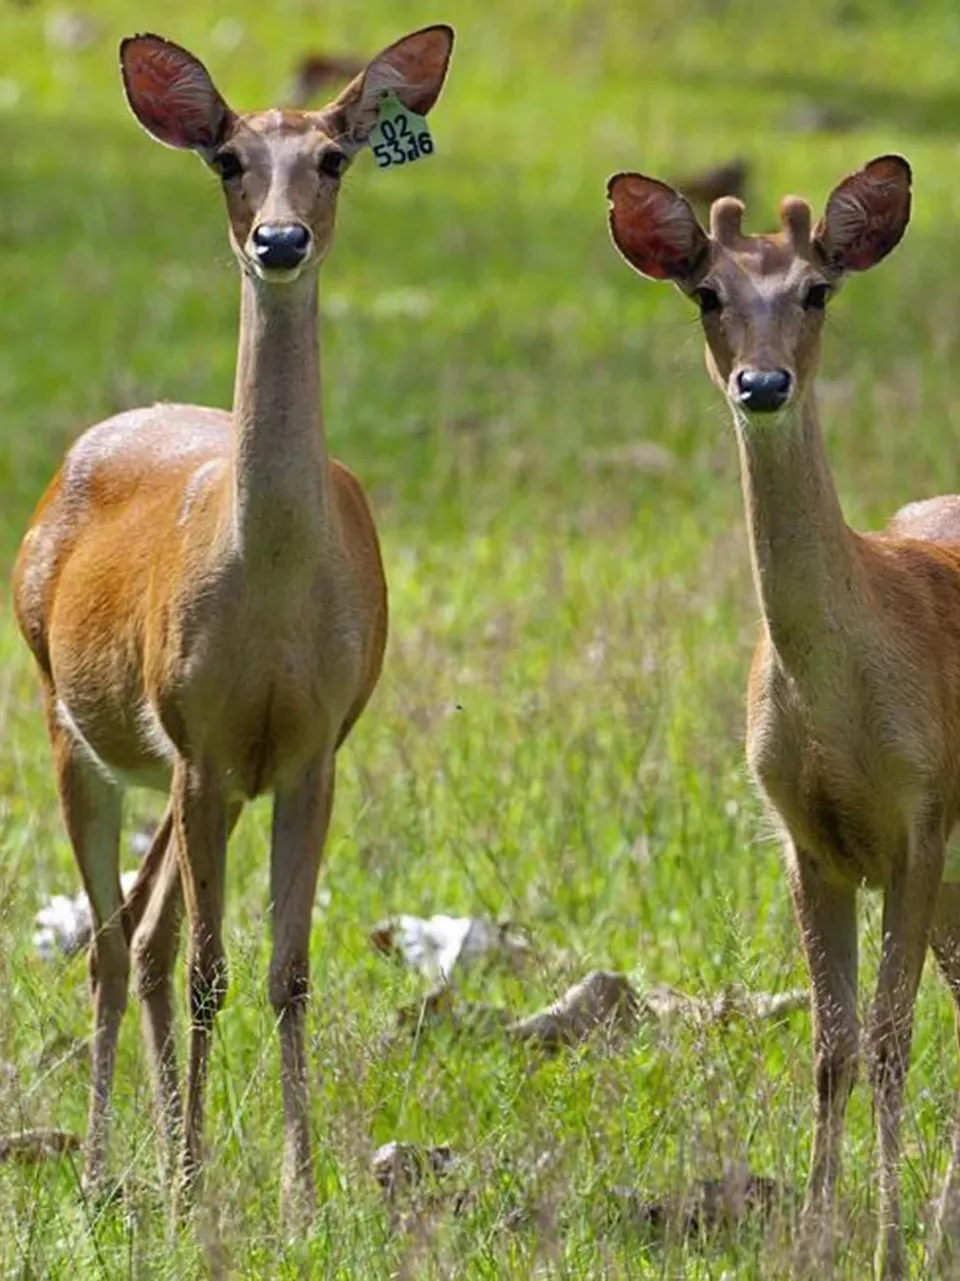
xmin=813 ymin=154 xmax=912 ymax=274
xmin=365 ymin=24 xmax=454 ymax=116
xmin=607 ymin=173 xmax=709 ymax=283
xmin=120 ymin=34 xmax=232 ymax=155
xmin=323 ymin=24 xmax=454 ymax=149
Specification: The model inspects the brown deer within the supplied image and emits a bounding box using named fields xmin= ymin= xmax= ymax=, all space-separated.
xmin=608 ymin=156 xmax=960 ymax=1277
xmin=12 ymin=25 xmax=453 ymax=1214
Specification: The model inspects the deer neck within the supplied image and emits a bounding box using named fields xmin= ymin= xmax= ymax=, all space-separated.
xmin=734 ymin=390 xmax=863 ymax=672
xmin=230 ymin=269 xmax=331 ymax=573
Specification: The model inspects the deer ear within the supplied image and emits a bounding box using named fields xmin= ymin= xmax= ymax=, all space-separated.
xmin=813 ymin=155 xmax=912 ymax=274
xmin=607 ymin=173 xmax=709 ymax=283
xmin=120 ymin=34 xmax=232 ymax=156
xmin=324 ymin=24 xmax=454 ymax=149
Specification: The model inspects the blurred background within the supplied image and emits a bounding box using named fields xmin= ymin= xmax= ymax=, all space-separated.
xmin=4 ymin=0 xmax=960 ymax=555
xmin=3 ymin=0 xmax=960 ymax=1274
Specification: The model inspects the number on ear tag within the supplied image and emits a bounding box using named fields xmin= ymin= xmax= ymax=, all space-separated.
xmin=369 ymin=93 xmax=435 ymax=171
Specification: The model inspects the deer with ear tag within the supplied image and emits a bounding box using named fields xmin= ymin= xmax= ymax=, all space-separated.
xmin=13 ymin=25 xmax=454 ymax=1214
xmin=609 ymin=156 xmax=960 ymax=1277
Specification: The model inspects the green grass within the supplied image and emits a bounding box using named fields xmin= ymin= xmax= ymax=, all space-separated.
xmin=3 ymin=0 xmax=960 ymax=1274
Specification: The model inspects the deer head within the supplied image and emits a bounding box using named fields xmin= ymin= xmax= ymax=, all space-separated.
xmin=607 ymin=156 xmax=911 ymax=417
xmin=120 ymin=26 xmax=454 ymax=283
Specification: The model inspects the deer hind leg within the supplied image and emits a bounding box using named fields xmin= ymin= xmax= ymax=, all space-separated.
xmin=927 ymin=881 xmax=960 ymax=1271
xmin=127 ymin=801 xmax=242 ymax=1187
xmin=868 ymin=820 xmax=943 ymax=1281
xmin=171 ymin=758 xmax=229 ymax=1203
xmin=127 ymin=809 xmax=183 ymax=1173
xmin=52 ymin=719 xmax=127 ymax=1194
xmin=788 ymin=844 xmax=859 ymax=1268
xmin=268 ymin=754 xmax=335 ymax=1219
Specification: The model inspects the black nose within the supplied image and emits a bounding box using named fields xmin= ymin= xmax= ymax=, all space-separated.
xmin=735 ymin=368 xmax=792 ymax=413
xmin=252 ymin=223 xmax=311 ymax=271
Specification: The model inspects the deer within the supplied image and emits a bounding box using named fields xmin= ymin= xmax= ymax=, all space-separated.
xmin=12 ymin=24 xmax=454 ymax=1215
xmin=607 ymin=155 xmax=960 ymax=1278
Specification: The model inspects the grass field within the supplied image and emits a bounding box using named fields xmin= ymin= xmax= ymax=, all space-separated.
xmin=4 ymin=0 xmax=960 ymax=1274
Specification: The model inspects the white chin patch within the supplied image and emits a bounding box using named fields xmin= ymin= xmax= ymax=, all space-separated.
xmin=251 ymin=263 xmax=304 ymax=284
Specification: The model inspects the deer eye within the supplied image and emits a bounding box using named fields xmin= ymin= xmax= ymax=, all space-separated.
xmin=803 ymin=283 xmax=831 ymax=311
xmin=318 ymin=149 xmax=348 ymax=180
xmin=211 ymin=150 xmax=243 ymax=181
xmin=694 ymin=286 xmax=723 ymax=315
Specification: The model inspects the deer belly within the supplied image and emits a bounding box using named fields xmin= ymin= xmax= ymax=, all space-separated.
xmin=755 ymin=752 xmax=898 ymax=888
xmin=801 ymin=786 xmax=892 ymax=887
xmin=153 ymin=614 xmax=363 ymax=794
xmin=204 ymin=682 xmax=337 ymax=799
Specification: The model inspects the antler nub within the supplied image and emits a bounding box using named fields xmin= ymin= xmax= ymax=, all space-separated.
xmin=780 ymin=196 xmax=812 ymax=250
xmin=710 ymin=197 xmax=744 ymax=246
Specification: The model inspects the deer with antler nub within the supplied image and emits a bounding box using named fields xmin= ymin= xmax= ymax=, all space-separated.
xmin=609 ymin=156 xmax=960 ymax=1277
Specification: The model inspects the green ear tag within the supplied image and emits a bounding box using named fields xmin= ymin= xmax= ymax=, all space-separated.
xmin=369 ymin=93 xmax=435 ymax=171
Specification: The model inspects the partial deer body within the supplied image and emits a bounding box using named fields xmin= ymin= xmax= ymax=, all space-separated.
xmin=13 ymin=25 xmax=453 ymax=1214
xmin=609 ymin=157 xmax=960 ymax=1277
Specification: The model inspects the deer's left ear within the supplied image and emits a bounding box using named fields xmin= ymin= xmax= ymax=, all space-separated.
xmin=814 ymin=155 xmax=912 ymax=274
xmin=324 ymin=25 xmax=454 ymax=150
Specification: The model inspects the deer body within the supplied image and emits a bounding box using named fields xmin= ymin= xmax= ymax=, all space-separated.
xmin=12 ymin=26 xmax=453 ymax=1217
xmin=742 ymin=410 xmax=960 ymax=893
xmin=18 ymin=401 xmax=382 ymax=801
xmin=608 ymin=158 xmax=960 ymax=1276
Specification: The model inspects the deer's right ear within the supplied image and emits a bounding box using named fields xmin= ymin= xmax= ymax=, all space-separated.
xmin=120 ymin=35 xmax=232 ymax=156
xmin=607 ymin=173 xmax=709 ymax=283
xmin=327 ymin=25 xmax=454 ymax=150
